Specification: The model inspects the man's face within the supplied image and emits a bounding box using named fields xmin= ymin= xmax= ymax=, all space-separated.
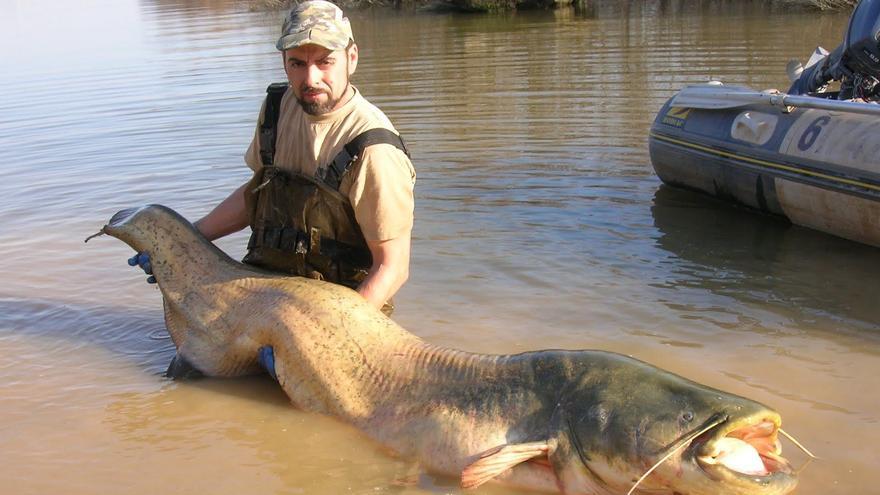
xmin=283 ymin=43 xmax=358 ymax=115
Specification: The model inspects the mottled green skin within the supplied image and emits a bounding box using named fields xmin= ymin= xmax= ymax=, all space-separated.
xmin=101 ymin=205 xmax=797 ymax=495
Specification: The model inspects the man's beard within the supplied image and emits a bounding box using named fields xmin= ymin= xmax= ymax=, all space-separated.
xmin=297 ymin=82 xmax=350 ymax=115
xmin=297 ymin=89 xmax=338 ymax=115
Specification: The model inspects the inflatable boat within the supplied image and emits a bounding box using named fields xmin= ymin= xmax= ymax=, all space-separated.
xmin=649 ymin=0 xmax=880 ymax=248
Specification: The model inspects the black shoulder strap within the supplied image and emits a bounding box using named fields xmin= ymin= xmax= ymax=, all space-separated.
xmin=345 ymin=128 xmax=409 ymax=159
xmin=259 ymin=82 xmax=289 ymax=166
xmin=322 ymin=128 xmax=410 ymax=191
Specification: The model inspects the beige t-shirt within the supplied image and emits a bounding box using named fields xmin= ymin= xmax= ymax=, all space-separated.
xmin=245 ymin=87 xmax=416 ymax=242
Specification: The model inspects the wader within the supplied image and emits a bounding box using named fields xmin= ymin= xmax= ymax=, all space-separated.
xmin=243 ymin=82 xmax=409 ymax=315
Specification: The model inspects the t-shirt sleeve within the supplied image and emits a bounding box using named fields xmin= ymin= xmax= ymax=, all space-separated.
xmin=244 ymin=99 xmax=267 ymax=172
xmin=347 ymin=143 xmax=416 ymax=242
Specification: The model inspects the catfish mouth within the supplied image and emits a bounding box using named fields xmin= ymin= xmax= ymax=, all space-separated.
xmin=691 ymin=416 xmax=794 ymax=480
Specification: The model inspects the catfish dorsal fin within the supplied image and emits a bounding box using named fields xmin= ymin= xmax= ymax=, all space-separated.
xmin=461 ymin=441 xmax=550 ymax=490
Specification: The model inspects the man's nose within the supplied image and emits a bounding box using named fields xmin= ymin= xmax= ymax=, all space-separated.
xmin=306 ymin=64 xmax=323 ymax=87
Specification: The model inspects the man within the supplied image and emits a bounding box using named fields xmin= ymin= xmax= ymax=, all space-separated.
xmin=132 ymin=0 xmax=415 ymax=317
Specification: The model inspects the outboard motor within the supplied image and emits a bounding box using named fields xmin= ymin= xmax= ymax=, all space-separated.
xmin=788 ymin=0 xmax=880 ymax=101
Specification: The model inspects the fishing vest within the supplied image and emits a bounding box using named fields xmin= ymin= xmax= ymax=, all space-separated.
xmin=242 ymin=82 xmax=410 ymax=293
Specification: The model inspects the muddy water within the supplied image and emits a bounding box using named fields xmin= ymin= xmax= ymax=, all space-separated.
xmin=0 ymin=0 xmax=877 ymax=493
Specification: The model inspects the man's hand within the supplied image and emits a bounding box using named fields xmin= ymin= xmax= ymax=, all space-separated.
xmin=127 ymin=252 xmax=156 ymax=284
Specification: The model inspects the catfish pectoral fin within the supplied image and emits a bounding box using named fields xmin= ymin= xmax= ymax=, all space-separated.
xmin=461 ymin=441 xmax=551 ymax=490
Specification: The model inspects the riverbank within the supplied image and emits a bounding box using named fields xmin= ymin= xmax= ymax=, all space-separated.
xmin=252 ymin=0 xmax=856 ymax=12
xmin=252 ymin=0 xmax=568 ymax=12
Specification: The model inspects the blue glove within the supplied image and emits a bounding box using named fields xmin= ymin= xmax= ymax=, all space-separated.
xmin=127 ymin=252 xmax=156 ymax=284
xmin=258 ymin=346 xmax=277 ymax=381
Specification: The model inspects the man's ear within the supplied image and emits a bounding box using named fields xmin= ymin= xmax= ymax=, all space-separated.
xmin=347 ymin=43 xmax=359 ymax=76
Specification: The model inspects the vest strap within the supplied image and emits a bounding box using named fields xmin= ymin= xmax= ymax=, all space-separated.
xmin=259 ymin=82 xmax=289 ymax=166
xmin=321 ymin=128 xmax=410 ymax=190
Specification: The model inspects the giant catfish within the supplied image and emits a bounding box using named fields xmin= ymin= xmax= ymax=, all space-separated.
xmin=91 ymin=205 xmax=801 ymax=495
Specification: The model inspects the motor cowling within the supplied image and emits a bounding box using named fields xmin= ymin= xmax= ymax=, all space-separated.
xmin=842 ymin=0 xmax=880 ymax=80
xmin=788 ymin=0 xmax=880 ymax=99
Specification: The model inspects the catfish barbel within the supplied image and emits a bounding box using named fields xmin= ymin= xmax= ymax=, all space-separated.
xmin=90 ymin=204 xmax=802 ymax=495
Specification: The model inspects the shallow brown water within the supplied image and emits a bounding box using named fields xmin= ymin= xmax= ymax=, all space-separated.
xmin=0 ymin=0 xmax=877 ymax=493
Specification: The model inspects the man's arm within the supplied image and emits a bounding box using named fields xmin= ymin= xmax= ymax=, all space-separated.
xmin=357 ymin=234 xmax=411 ymax=309
xmin=193 ymin=181 xmax=251 ymax=241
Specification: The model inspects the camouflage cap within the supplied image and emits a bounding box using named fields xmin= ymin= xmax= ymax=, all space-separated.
xmin=276 ymin=0 xmax=354 ymax=52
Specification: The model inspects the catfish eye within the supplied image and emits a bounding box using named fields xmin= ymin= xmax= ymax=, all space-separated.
xmin=681 ymin=411 xmax=695 ymax=423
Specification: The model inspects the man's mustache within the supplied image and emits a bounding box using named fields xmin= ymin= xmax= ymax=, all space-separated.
xmin=300 ymin=86 xmax=328 ymax=96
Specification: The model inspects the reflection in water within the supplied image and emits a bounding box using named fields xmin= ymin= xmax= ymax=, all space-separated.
xmin=651 ymin=185 xmax=880 ymax=335
xmin=0 ymin=298 xmax=175 ymax=374
xmin=0 ymin=0 xmax=878 ymax=493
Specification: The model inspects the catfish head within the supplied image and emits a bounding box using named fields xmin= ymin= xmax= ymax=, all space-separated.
xmin=551 ymin=353 xmax=799 ymax=495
